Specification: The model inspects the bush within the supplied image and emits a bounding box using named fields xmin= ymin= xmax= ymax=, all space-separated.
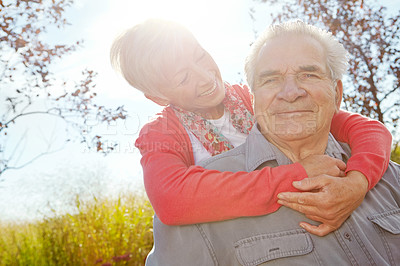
xmin=0 ymin=193 xmax=154 ymax=266
xmin=391 ymin=143 xmax=400 ymax=164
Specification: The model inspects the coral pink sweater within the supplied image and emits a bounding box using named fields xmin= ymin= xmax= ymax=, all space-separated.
xmin=135 ymin=84 xmax=391 ymax=225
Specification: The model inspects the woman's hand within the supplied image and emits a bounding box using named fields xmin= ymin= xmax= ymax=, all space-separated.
xmin=277 ymin=168 xmax=369 ymax=236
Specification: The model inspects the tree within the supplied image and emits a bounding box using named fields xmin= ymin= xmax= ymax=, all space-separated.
xmin=251 ymin=0 xmax=400 ymax=139
xmin=0 ymin=0 xmax=127 ymax=176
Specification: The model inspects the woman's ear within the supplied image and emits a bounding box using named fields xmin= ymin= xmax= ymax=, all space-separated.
xmin=144 ymin=94 xmax=170 ymax=106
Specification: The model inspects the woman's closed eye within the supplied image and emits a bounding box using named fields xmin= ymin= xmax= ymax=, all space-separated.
xmin=179 ymin=72 xmax=190 ymax=86
xmin=195 ymin=51 xmax=206 ymax=64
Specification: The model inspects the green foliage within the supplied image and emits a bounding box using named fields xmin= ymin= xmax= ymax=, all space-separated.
xmin=391 ymin=143 xmax=400 ymax=164
xmin=0 ymin=193 xmax=154 ymax=266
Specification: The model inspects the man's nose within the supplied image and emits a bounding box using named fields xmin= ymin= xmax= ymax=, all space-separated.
xmin=276 ymin=76 xmax=307 ymax=102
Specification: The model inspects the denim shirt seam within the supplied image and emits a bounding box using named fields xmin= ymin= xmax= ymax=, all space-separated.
xmin=196 ymin=224 xmax=219 ymax=266
xmin=334 ymin=230 xmax=358 ymax=265
xmin=347 ymin=220 xmax=376 ymax=265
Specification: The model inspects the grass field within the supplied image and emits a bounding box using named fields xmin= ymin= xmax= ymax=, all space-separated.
xmin=0 ymin=193 xmax=154 ymax=266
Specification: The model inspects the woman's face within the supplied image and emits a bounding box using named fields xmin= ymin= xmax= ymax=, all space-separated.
xmin=157 ymin=35 xmax=225 ymax=118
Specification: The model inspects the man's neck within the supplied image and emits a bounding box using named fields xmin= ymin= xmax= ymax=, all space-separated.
xmin=264 ymin=133 xmax=329 ymax=162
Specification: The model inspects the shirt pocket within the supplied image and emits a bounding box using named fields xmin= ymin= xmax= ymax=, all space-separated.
xmin=234 ymin=229 xmax=313 ymax=266
xmin=368 ymin=208 xmax=400 ymax=262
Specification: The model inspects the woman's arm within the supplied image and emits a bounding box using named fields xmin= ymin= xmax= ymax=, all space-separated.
xmin=136 ymin=118 xmax=308 ymax=225
xmin=137 ymin=85 xmax=343 ymax=226
xmin=330 ymin=109 xmax=392 ymax=189
xmin=138 ymin=108 xmax=391 ymax=227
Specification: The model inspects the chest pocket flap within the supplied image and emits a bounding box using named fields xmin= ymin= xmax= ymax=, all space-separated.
xmin=234 ymin=229 xmax=313 ymax=266
xmin=368 ymin=208 xmax=400 ymax=234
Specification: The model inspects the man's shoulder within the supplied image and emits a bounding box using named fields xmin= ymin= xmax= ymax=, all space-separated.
xmin=385 ymin=160 xmax=400 ymax=182
xmin=199 ymin=144 xmax=247 ymax=172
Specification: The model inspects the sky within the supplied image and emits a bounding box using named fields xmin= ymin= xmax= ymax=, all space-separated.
xmin=1 ymin=0 xmax=399 ymax=222
xmin=0 ymin=0 xmax=272 ymax=222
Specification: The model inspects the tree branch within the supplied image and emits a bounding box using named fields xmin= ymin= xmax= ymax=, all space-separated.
xmin=1 ymin=145 xmax=65 ymax=175
xmin=1 ymin=109 xmax=63 ymax=132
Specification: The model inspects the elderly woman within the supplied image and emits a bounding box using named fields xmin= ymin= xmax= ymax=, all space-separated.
xmin=110 ymin=19 xmax=391 ymax=235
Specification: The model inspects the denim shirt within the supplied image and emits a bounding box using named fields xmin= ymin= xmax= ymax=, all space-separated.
xmin=146 ymin=126 xmax=400 ymax=266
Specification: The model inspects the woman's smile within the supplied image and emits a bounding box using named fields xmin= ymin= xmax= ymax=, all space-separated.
xmin=199 ymin=80 xmax=217 ymax=97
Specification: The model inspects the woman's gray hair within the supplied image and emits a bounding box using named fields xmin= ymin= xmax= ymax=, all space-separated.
xmin=244 ymin=20 xmax=349 ymax=90
xmin=110 ymin=19 xmax=193 ymax=97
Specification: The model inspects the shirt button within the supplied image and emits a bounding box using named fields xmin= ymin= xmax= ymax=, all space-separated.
xmin=344 ymin=232 xmax=352 ymax=241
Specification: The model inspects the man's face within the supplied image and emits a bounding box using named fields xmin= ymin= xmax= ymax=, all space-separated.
xmin=253 ymin=34 xmax=342 ymax=143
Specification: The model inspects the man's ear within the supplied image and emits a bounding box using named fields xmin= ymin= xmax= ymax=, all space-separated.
xmin=334 ymin=80 xmax=343 ymax=112
xmin=144 ymin=94 xmax=170 ymax=106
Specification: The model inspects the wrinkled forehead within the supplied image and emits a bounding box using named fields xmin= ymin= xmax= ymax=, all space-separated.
xmin=256 ymin=34 xmax=328 ymax=74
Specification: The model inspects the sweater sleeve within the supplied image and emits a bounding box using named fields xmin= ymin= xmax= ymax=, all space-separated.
xmin=330 ymin=110 xmax=392 ymax=190
xmin=136 ymin=113 xmax=308 ymax=225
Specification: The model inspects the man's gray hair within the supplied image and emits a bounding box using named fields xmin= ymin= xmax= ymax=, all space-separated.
xmin=245 ymin=20 xmax=349 ymax=90
xmin=110 ymin=19 xmax=193 ymax=97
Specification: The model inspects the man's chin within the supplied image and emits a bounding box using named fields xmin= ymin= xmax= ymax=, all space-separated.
xmin=272 ymin=132 xmax=314 ymax=141
xmin=273 ymin=122 xmax=317 ymax=137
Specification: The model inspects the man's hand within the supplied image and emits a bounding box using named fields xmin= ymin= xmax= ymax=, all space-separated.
xmin=277 ymin=170 xmax=369 ymax=236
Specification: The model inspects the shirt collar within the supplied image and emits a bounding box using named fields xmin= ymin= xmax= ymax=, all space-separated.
xmin=325 ymin=133 xmax=350 ymax=162
xmin=244 ymin=123 xmax=349 ymax=171
xmin=244 ymin=125 xmax=278 ymax=171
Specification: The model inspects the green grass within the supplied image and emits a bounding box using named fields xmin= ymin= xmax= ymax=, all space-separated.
xmin=0 ymin=193 xmax=154 ymax=266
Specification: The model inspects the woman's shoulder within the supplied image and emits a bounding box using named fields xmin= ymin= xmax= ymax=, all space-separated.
xmin=135 ymin=106 xmax=192 ymax=157
xmin=225 ymin=82 xmax=251 ymax=98
xmin=225 ymin=81 xmax=248 ymax=91
xmin=138 ymin=106 xmax=185 ymax=136
xmin=224 ymin=82 xmax=254 ymax=114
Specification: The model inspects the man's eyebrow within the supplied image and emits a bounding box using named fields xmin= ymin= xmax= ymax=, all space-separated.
xmin=298 ymin=65 xmax=322 ymax=72
xmin=257 ymin=70 xmax=281 ymax=78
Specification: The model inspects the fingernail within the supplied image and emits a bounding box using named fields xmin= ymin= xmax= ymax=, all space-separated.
xmin=293 ymin=181 xmax=301 ymax=186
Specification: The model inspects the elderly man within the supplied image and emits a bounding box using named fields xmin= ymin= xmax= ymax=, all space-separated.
xmin=146 ymin=21 xmax=400 ymax=265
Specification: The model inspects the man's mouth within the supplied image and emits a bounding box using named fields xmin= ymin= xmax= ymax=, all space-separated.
xmin=274 ymin=109 xmax=313 ymax=115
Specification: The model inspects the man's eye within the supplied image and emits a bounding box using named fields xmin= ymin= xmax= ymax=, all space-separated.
xmin=263 ymin=77 xmax=279 ymax=85
xmin=302 ymin=73 xmax=320 ymax=79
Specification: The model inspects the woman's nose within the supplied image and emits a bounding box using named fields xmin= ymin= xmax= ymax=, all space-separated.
xmin=193 ymin=65 xmax=213 ymax=84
